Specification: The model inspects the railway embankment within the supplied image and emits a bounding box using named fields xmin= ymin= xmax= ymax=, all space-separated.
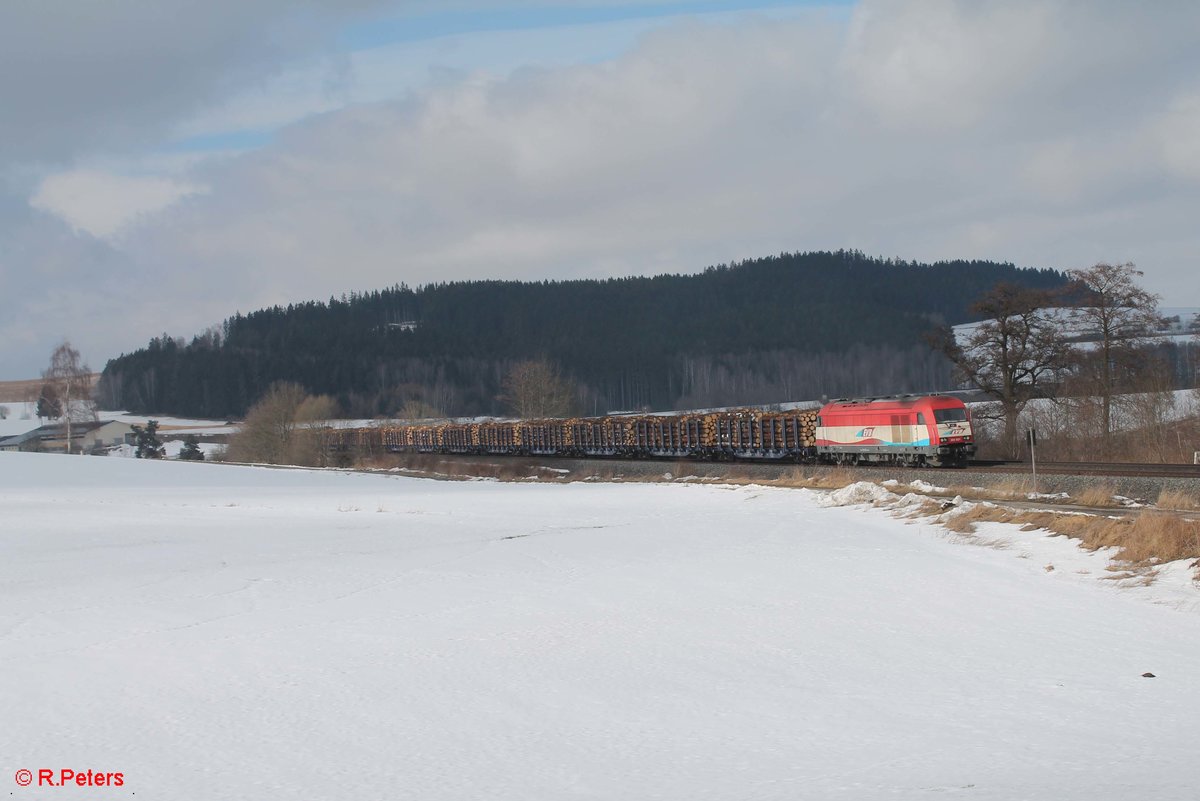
xmin=364 ymin=452 xmax=1198 ymax=502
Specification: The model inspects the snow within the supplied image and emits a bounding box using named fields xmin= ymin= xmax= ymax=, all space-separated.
xmin=3 ymin=453 xmax=1200 ymax=799
xmin=816 ymin=480 xmax=899 ymax=507
xmin=953 ymin=306 xmax=1200 ymax=346
xmin=821 ymin=488 xmax=1200 ymax=611
xmin=0 ymin=401 xmax=39 ymax=437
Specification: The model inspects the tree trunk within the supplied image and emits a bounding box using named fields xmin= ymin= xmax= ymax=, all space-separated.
xmin=1003 ymin=405 xmax=1021 ymax=461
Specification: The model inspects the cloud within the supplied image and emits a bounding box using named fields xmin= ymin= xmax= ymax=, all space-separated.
xmin=841 ymin=0 xmax=1055 ymax=130
xmin=842 ymin=0 xmax=1200 ymax=139
xmin=0 ymin=0 xmax=389 ymax=166
xmin=2 ymin=0 xmax=1199 ymax=379
xmin=127 ymin=13 xmax=846 ymax=294
xmin=1156 ymin=91 xmax=1200 ymax=181
xmin=30 ymin=170 xmax=207 ymax=239
xmin=135 ymin=2 xmax=1198 ymax=293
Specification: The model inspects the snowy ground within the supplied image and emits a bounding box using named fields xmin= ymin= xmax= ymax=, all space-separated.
xmin=2 ymin=454 xmax=1200 ymax=800
xmin=0 ymin=401 xmax=41 ymax=437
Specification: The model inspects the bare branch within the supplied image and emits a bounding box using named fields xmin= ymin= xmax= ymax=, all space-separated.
xmin=929 ymin=284 xmax=1069 ymax=458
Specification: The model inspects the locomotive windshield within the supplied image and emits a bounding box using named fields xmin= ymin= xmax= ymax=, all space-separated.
xmin=933 ymin=408 xmax=968 ymax=423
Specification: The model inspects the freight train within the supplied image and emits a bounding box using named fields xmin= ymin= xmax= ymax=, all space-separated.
xmin=332 ymin=394 xmax=976 ymax=468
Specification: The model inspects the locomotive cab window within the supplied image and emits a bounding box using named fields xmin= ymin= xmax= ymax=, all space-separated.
xmin=933 ymin=408 xmax=968 ymax=423
xmin=815 ymin=416 xmax=822 ymax=426
xmin=916 ymin=413 xmax=925 ymax=425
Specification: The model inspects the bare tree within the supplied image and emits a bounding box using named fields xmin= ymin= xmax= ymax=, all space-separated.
xmin=225 ymin=382 xmax=308 ymax=464
xmin=294 ymin=393 xmax=341 ymax=467
xmin=395 ymin=397 xmax=444 ymax=421
xmin=21 ymin=384 xmax=37 ymax=419
xmin=1118 ymin=360 xmax=1178 ymax=462
xmin=225 ymin=383 xmax=341 ymax=466
xmin=500 ymin=360 xmax=576 ymax=419
xmin=42 ymin=341 xmax=96 ymax=452
xmin=1065 ymin=262 xmax=1162 ymax=449
xmin=928 ymin=284 xmax=1069 ymax=459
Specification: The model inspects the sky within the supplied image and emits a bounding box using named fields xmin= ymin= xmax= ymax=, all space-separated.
xmin=2 ymin=0 xmax=1198 ymax=379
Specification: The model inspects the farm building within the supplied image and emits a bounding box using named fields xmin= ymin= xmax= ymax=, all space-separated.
xmin=0 ymin=420 xmax=135 ymax=453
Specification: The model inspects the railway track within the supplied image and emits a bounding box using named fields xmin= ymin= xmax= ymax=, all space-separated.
xmin=972 ymin=460 xmax=1200 ymax=479
xmin=376 ymin=451 xmax=1200 ymax=483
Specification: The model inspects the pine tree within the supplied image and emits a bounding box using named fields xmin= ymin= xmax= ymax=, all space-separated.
xmin=36 ymin=383 xmax=62 ymax=420
xmin=178 ymin=435 xmax=205 ymax=461
xmin=131 ymin=420 xmax=165 ymax=459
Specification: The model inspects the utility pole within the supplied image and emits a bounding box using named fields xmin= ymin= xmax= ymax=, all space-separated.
xmin=1027 ymin=429 xmax=1038 ymax=495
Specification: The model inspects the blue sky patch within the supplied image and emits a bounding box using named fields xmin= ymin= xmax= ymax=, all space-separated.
xmin=164 ymin=130 xmax=275 ymax=154
xmin=340 ymin=0 xmax=852 ymax=49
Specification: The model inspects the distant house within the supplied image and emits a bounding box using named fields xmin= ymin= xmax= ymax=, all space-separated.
xmin=0 ymin=429 xmax=43 ymax=452
xmin=78 ymin=421 xmax=136 ymax=452
xmin=0 ymin=420 xmax=135 ymax=453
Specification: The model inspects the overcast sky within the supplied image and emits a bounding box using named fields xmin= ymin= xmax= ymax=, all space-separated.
xmin=2 ymin=0 xmax=1198 ymax=378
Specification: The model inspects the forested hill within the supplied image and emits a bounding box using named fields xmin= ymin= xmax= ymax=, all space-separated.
xmin=97 ymin=251 xmax=1067 ymax=418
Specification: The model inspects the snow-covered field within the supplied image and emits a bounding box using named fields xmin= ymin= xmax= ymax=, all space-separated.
xmin=0 ymin=401 xmax=40 ymax=438
xmin=3 ymin=453 xmax=1199 ymax=800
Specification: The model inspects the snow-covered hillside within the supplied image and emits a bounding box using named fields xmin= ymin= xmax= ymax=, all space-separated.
xmin=2 ymin=454 xmax=1199 ymax=799
xmin=952 ymin=306 xmax=1200 ymax=347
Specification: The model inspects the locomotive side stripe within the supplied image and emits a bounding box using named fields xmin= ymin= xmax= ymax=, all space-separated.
xmin=815 ymin=424 xmax=930 ymax=447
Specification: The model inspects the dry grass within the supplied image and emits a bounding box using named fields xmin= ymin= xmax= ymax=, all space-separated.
xmin=1016 ymin=510 xmax=1069 ymax=533
xmin=808 ymin=468 xmax=858 ymax=489
xmin=937 ymin=484 xmax=985 ymax=499
xmin=940 ymin=503 xmax=1016 ymax=534
xmin=926 ymin=482 xmax=1030 ymax=503
xmin=1156 ymin=488 xmax=1200 ymax=512
xmin=1080 ymin=511 xmax=1200 ymax=565
xmin=920 ymin=478 xmax=1028 ymax=504
xmin=895 ymin=497 xmax=947 ymax=521
xmin=936 ymin=502 xmax=1200 ymax=573
xmin=768 ymin=466 xmax=814 ymax=488
xmin=1072 ymin=483 xmax=1120 ymax=508
xmin=871 ymin=476 xmax=1200 ymax=576
xmin=990 ymin=478 xmax=1031 ymax=499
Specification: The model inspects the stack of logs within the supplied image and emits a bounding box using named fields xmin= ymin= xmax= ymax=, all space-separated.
xmin=698 ymin=409 xmax=819 ymax=450
xmin=330 ymin=407 xmax=821 ymax=455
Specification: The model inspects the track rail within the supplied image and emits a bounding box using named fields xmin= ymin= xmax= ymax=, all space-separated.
xmin=970 ymin=460 xmax=1200 ymax=479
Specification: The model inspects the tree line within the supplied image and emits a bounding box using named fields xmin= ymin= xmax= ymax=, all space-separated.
xmin=96 ymin=250 xmax=1067 ymax=419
